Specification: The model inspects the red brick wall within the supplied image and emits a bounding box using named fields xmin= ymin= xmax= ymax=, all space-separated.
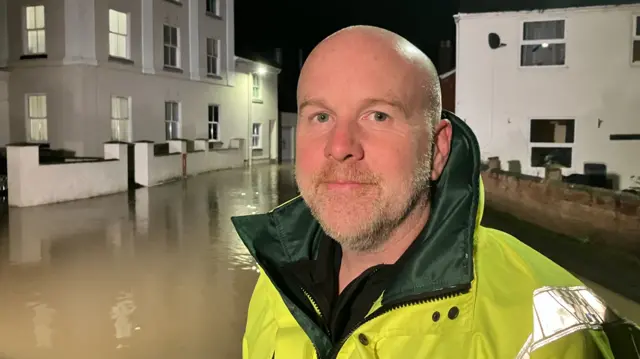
xmin=440 ymin=72 xmax=455 ymax=112
xmin=481 ymin=170 xmax=640 ymax=253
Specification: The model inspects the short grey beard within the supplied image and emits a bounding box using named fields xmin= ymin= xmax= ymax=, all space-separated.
xmin=300 ymin=140 xmax=434 ymax=254
xmin=332 ymin=148 xmax=433 ymax=253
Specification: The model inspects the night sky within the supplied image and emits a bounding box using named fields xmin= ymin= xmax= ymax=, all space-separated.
xmin=234 ymin=0 xmax=460 ymax=111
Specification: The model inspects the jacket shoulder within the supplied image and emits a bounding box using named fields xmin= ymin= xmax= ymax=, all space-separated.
xmin=475 ymin=225 xmax=583 ymax=289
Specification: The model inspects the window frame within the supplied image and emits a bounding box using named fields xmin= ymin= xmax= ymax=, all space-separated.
xmin=165 ymin=101 xmax=181 ymax=140
xmin=519 ymin=18 xmax=567 ymax=68
xmin=206 ymin=0 xmax=219 ymax=16
xmin=206 ymin=38 xmax=220 ymax=76
xmin=632 ymin=15 xmax=640 ymax=65
xmin=23 ymin=5 xmax=46 ymax=55
xmin=25 ymin=93 xmax=48 ymax=143
xmin=207 ymin=104 xmax=220 ymax=141
xmin=108 ymin=9 xmax=130 ymax=60
xmin=528 ymin=117 xmax=575 ymax=170
xmin=163 ymin=24 xmax=181 ymax=68
xmin=110 ymin=95 xmax=131 ymax=142
xmin=251 ymin=123 xmax=262 ymax=149
xmin=251 ymin=73 xmax=261 ymax=101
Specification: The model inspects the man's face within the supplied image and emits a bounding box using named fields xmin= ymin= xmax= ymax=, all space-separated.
xmin=295 ymin=38 xmax=436 ymax=252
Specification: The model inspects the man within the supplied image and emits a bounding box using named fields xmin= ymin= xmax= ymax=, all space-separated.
xmin=232 ymin=26 xmax=640 ymax=358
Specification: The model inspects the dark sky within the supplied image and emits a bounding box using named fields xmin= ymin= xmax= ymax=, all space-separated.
xmin=234 ymin=0 xmax=460 ymax=111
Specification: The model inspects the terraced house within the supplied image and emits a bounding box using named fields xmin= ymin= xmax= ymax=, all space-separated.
xmin=455 ymin=0 xmax=640 ymax=191
xmin=0 ymin=0 xmax=280 ymax=162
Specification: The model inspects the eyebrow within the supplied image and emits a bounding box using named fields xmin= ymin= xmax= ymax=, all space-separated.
xmin=298 ymin=96 xmax=408 ymax=116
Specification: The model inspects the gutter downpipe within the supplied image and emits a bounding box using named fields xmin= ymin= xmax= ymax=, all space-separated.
xmin=247 ymin=71 xmax=253 ymax=168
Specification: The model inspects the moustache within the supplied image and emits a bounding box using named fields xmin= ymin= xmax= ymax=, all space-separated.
xmin=313 ymin=165 xmax=379 ymax=184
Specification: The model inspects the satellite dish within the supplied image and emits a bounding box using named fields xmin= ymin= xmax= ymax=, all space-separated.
xmin=488 ymin=33 xmax=505 ymax=49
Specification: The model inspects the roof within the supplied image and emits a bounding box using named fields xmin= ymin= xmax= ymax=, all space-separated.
xmin=458 ymin=0 xmax=640 ymax=14
xmin=235 ymin=56 xmax=282 ymax=74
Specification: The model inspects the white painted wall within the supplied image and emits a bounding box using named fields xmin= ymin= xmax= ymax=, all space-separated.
xmin=455 ymin=4 xmax=640 ymax=190
xmin=7 ymin=143 xmax=128 ymax=207
xmin=186 ymin=138 xmax=245 ymax=175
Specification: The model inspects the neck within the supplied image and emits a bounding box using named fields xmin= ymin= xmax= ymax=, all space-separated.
xmin=338 ymin=197 xmax=431 ymax=293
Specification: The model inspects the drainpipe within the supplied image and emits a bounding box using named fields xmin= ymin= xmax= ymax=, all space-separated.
xmin=247 ymin=71 xmax=253 ymax=168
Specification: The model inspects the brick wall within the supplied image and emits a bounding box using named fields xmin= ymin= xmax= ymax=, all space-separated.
xmin=482 ymin=170 xmax=640 ymax=253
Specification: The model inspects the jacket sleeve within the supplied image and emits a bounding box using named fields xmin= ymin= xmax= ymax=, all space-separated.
xmin=528 ymin=329 xmax=615 ymax=359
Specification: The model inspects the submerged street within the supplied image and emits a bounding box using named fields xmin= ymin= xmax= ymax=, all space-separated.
xmin=0 ymin=164 xmax=638 ymax=359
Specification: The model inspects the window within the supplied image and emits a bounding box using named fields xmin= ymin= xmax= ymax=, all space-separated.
xmin=206 ymin=0 xmax=218 ymax=15
xmin=252 ymin=73 xmax=261 ymax=99
xmin=206 ymin=38 xmax=219 ymax=75
xmin=529 ymin=119 xmax=574 ymax=168
xmin=24 ymin=5 xmax=46 ymax=55
xmin=111 ymin=96 xmax=130 ymax=142
xmin=633 ymin=16 xmax=640 ymax=63
xmin=520 ymin=20 xmax=566 ymax=66
xmin=163 ymin=25 xmax=180 ymax=68
xmin=252 ymin=123 xmax=261 ymax=149
xmin=165 ymin=101 xmax=180 ymax=140
xmin=27 ymin=94 xmax=47 ymax=142
xmin=208 ymin=104 xmax=219 ymax=140
xmin=109 ymin=10 xmax=129 ymax=59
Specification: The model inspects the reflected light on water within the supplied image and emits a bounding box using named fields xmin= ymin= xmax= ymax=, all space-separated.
xmin=0 ymin=164 xmax=298 ymax=359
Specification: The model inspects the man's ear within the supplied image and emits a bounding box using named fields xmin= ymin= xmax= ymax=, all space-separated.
xmin=430 ymin=119 xmax=453 ymax=181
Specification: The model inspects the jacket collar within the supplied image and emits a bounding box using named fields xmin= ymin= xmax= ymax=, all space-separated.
xmin=231 ymin=110 xmax=483 ymax=304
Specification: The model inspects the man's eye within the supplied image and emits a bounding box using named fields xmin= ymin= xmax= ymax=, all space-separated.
xmin=314 ymin=113 xmax=330 ymax=123
xmin=372 ymin=112 xmax=389 ymax=122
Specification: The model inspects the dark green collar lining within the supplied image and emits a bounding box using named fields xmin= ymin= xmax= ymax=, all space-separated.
xmin=231 ymin=110 xmax=481 ymax=302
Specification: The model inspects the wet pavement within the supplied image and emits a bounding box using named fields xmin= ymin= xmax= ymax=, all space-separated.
xmin=0 ymin=164 xmax=637 ymax=359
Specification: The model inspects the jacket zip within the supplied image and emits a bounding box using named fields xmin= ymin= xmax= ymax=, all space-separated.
xmin=326 ymin=283 xmax=471 ymax=359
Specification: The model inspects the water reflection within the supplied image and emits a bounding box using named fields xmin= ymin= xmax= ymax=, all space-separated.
xmin=0 ymin=164 xmax=297 ymax=359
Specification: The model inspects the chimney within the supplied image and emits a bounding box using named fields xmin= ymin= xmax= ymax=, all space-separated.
xmin=437 ymin=40 xmax=453 ymax=74
xmin=274 ymin=48 xmax=282 ymax=66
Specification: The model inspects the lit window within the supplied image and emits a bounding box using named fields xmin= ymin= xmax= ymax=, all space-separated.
xmin=251 ymin=123 xmax=261 ymax=149
xmin=24 ymin=5 xmax=46 ymax=54
xmin=206 ymin=38 xmax=219 ymax=75
xmin=109 ymin=10 xmax=129 ymax=59
xmin=27 ymin=94 xmax=48 ymax=142
xmin=111 ymin=96 xmax=131 ymax=142
xmin=165 ymin=101 xmax=180 ymax=140
xmin=252 ymin=73 xmax=261 ymax=100
xmin=520 ymin=20 xmax=565 ymax=67
xmin=208 ymin=105 xmax=219 ymax=140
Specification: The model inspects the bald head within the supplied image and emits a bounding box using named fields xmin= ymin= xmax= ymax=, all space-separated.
xmin=298 ymin=25 xmax=442 ymax=126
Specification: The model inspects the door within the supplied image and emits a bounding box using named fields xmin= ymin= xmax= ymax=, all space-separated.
xmin=281 ymin=126 xmax=294 ymax=161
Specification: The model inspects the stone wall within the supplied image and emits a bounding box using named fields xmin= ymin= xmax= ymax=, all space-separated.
xmin=481 ymin=170 xmax=640 ymax=254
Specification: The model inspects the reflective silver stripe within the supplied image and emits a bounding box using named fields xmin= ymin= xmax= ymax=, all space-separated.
xmin=516 ymin=286 xmax=613 ymax=359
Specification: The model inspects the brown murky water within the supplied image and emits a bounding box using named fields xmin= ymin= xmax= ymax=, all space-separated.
xmin=0 ymin=164 xmax=297 ymax=359
xmin=0 ymin=164 xmax=637 ymax=359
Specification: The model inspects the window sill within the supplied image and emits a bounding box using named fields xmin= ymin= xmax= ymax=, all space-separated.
xmin=20 ymin=54 xmax=47 ymax=60
xmin=108 ymin=56 xmax=134 ymax=65
xmin=206 ymin=12 xmax=223 ymax=20
xmin=252 ymin=99 xmax=264 ymax=104
xmin=163 ymin=66 xmax=183 ymax=73
xmin=165 ymin=0 xmax=183 ymax=6
xmin=207 ymin=74 xmax=222 ymax=80
xmin=252 ymin=147 xmax=263 ymax=151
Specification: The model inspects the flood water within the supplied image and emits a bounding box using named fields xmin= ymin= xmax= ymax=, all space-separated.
xmin=0 ymin=164 xmax=637 ymax=359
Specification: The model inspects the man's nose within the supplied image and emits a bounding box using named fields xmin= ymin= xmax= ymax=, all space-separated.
xmin=324 ymin=120 xmax=364 ymax=162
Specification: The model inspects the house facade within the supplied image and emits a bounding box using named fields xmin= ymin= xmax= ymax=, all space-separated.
xmin=455 ymin=3 xmax=640 ymax=190
xmin=0 ymin=0 xmax=279 ymax=162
